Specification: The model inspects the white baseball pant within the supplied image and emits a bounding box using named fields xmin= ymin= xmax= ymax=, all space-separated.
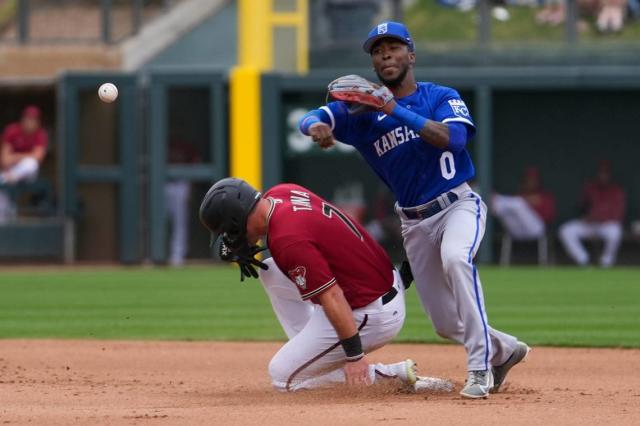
xmin=492 ymin=194 xmax=545 ymax=240
xmin=398 ymin=183 xmax=518 ymax=372
xmin=259 ymin=257 xmax=409 ymax=391
xmin=559 ymin=219 xmax=623 ymax=267
xmin=0 ymin=157 xmax=40 ymax=222
xmin=164 ymin=180 xmax=190 ymax=265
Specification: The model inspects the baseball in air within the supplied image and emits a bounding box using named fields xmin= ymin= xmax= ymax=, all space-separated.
xmin=98 ymin=83 xmax=118 ymax=103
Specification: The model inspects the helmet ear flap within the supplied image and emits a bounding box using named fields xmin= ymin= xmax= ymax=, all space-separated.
xmin=199 ymin=177 xmax=261 ymax=253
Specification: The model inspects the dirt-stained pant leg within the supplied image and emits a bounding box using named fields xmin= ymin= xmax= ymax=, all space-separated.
xmin=259 ymin=260 xmax=407 ymax=391
xmin=401 ymin=190 xmax=517 ymax=371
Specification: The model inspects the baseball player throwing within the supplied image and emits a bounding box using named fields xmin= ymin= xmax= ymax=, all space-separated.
xmin=298 ymin=22 xmax=530 ymax=398
xmin=199 ymin=178 xmax=450 ymax=392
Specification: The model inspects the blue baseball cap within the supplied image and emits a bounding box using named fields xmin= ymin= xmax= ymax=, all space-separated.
xmin=363 ymin=21 xmax=414 ymax=54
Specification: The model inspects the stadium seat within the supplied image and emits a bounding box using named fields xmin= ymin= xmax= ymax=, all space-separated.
xmin=499 ymin=232 xmax=550 ymax=266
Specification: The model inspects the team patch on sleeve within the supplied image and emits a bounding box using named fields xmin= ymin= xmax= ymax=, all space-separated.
xmin=447 ymin=99 xmax=470 ymax=118
xmin=288 ymin=266 xmax=308 ymax=290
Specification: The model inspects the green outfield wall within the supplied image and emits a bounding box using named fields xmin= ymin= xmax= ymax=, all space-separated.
xmin=45 ymin=66 xmax=640 ymax=263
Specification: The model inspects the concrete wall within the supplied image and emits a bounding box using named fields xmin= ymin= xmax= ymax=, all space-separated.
xmin=145 ymin=1 xmax=237 ymax=70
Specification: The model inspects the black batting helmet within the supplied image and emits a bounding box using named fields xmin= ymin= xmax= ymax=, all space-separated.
xmin=198 ymin=178 xmax=261 ymax=250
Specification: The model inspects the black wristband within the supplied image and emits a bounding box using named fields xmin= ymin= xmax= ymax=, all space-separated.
xmin=340 ymin=333 xmax=364 ymax=362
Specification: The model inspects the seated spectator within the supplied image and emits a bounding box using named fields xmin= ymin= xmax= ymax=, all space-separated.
xmin=559 ymin=160 xmax=626 ymax=267
xmin=492 ymin=166 xmax=556 ymax=240
xmin=536 ymin=0 xmax=566 ymax=26
xmin=0 ymin=106 xmax=48 ymax=222
xmin=596 ymin=0 xmax=627 ymax=32
xmin=536 ymin=0 xmax=629 ymax=33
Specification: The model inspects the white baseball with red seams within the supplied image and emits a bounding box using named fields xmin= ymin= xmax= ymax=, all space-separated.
xmin=98 ymin=83 xmax=118 ymax=103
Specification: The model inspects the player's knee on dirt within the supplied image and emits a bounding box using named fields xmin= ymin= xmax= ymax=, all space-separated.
xmin=268 ymin=354 xmax=293 ymax=391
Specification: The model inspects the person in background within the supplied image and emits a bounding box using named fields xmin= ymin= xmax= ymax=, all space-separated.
xmin=536 ymin=0 xmax=630 ymax=33
xmin=596 ymin=0 xmax=628 ymax=32
xmin=536 ymin=0 xmax=567 ymax=26
xmin=165 ymin=137 xmax=200 ymax=266
xmin=0 ymin=106 xmax=48 ymax=222
xmin=559 ymin=160 xmax=626 ymax=267
xmin=492 ymin=166 xmax=556 ymax=240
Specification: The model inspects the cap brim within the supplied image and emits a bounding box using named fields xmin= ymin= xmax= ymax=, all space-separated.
xmin=363 ymin=34 xmax=409 ymax=53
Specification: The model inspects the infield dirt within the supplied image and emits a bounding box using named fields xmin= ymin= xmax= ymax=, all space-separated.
xmin=0 ymin=340 xmax=638 ymax=425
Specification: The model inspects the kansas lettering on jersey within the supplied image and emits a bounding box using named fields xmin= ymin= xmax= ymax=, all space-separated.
xmin=320 ymin=82 xmax=476 ymax=208
xmin=264 ymin=184 xmax=394 ymax=309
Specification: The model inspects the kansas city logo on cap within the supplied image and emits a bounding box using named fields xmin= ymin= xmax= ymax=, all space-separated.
xmin=364 ymin=21 xmax=414 ymax=53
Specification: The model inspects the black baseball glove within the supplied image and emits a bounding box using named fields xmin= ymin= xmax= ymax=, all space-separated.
xmin=219 ymin=239 xmax=269 ymax=282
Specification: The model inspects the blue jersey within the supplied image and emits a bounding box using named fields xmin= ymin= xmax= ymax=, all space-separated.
xmin=317 ymin=82 xmax=476 ymax=208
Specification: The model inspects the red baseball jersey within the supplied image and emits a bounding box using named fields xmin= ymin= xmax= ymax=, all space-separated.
xmin=264 ymin=184 xmax=394 ymax=309
xmin=2 ymin=123 xmax=48 ymax=153
xmin=583 ymin=182 xmax=626 ymax=223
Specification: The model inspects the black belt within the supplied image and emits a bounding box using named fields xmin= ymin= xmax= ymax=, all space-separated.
xmin=401 ymin=192 xmax=459 ymax=220
xmin=381 ymin=287 xmax=398 ymax=305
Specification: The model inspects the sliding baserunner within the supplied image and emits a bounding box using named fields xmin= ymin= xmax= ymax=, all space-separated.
xmin=199 ymin=178 xmax=450 ymax=392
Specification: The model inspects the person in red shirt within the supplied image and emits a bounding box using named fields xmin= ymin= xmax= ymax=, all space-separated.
xmin=0 ymin=106 xmax=48 ymax=221
xmin=199 ymin=178 xmax=452 ymax=392
xmin=559 ymin=161 xmax=626 ymax=267
xmin=492 ymin=166 xmax=556 ymax=240
xmin=1 ymin=106 xmax=48 ymax=183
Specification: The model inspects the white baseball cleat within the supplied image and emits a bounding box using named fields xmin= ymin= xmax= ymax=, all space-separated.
xmin=460 ymin=369 xmax=494 ymax=399
xmin=397 ymin=359 xmax=418 ymax=385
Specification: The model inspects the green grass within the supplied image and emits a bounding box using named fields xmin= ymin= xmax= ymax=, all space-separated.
xmin=0 ymin=266 xmax=638 ymax=347
xmin=405 ymin=0 xmax=640 ymax=46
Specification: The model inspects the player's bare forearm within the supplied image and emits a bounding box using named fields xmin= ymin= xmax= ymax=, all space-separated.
xmin=1 ymin=142 xmax=39 ymax=167
xmin=0 ymin=144 xmax=14 ymax=168
xmin=381 ymin=100 xmax=450 ymax=150
xmin=2 ymin=153 xmax=21 ymax=168
xmin=418 ymin=120 xmax=450 ymax=150
xmin=2 ymin=148 xmax=45 ymax=169
xmin=318 ymin=284 xmax=370 ymax=386
xmin=317 ymin=284 xmax=358 ymax=339
xmin=32 ymin=146 xmax=46 ymax=163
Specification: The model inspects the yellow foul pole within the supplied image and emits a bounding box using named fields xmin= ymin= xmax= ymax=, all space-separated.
xmin=231 ymin=0 xmax=308 ymax=190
